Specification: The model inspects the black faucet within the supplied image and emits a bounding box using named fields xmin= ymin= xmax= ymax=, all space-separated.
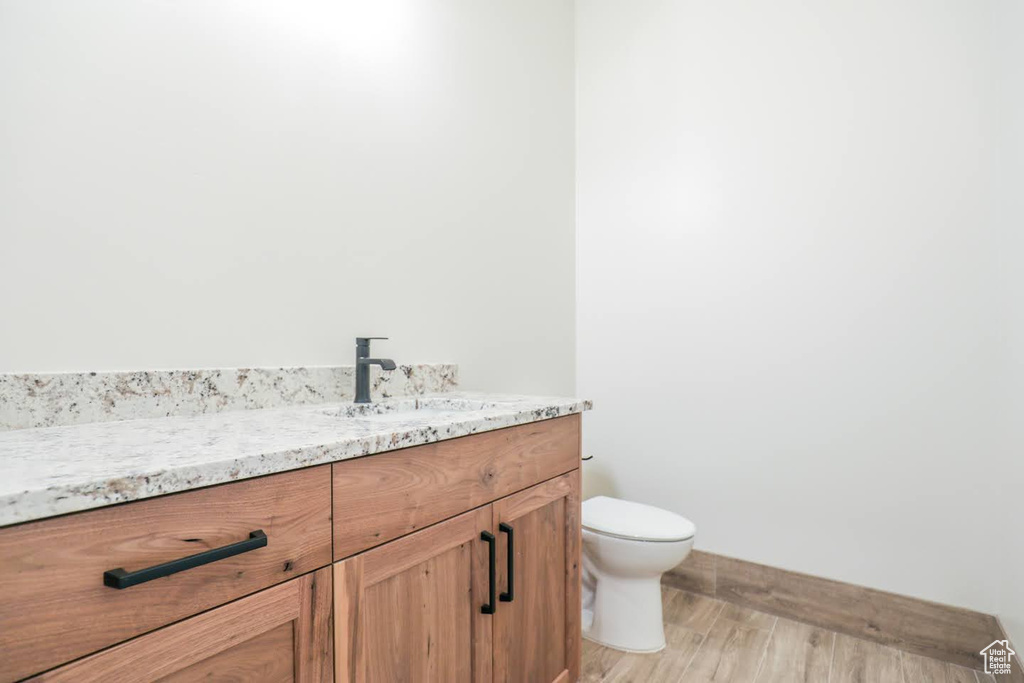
xmin=355 ymin=337 xmax=397 ymax=404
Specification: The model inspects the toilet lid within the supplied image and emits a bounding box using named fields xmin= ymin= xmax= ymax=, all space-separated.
xmin=582 ymin=496 xmax=696 ymax=542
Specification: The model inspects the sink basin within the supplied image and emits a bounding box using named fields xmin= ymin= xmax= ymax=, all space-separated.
xmin=321 ymin=397 xmax=500 ymax=420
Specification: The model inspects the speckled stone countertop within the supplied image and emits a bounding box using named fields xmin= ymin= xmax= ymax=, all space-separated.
xmin=0 ymin=393 xmax=591 ymax=528
xmin=0 ymin=364 xmax=458 ymax=431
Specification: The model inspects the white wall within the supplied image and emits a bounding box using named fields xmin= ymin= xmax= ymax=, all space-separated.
xmin=995 ymin=0 xmax=1024 ymax=650
xmin=577 ymin=0 xmax=1006 ymax=615
xmin=0 ymin=0 xmax=576 ymax=395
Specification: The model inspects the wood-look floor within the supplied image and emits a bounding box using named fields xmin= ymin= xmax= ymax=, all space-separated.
xmin=582 ymin=587 xmax=996 ymax=683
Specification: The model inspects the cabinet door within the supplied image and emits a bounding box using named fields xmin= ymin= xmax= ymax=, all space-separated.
xmin=334 ymin=506 xmax=493 ymax=683
xmin=492 ymin=470 xmax=581 ymax=683
xmin=29 ymin=566 xmax=333 ymax=683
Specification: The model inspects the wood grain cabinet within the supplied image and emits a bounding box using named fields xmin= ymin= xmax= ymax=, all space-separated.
xmin=333 ymin=469 xmax=581 ymax=683
xmin=493 ymin=471 xmax=581 ymax=683
xmin=27 ymin=567 xmax=333 ymax=683
xmin=331 ymin=417 xmax=580 ymax=560
xmin=0 ymin=466 xmax=332 ymax=683
xmin=0 ymin=414 xmax=582 ymax=682
xmin=333 ymin=507 xmax=495 ymax=682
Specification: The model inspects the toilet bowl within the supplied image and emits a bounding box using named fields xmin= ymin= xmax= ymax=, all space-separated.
xmin=581 ymin=496 xmax=696 ymax=653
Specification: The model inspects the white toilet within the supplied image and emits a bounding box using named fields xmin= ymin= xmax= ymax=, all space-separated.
xmin=581 ymin=496 xmax=696 ymax=653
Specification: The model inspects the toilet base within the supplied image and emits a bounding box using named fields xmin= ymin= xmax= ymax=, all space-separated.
xmin=583 ymin=631 xmax=667 ymax=654
xmin=582 ymin=574 xmax=668 ymax=653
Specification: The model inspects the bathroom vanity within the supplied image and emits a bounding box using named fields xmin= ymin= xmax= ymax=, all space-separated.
xmin=0 ymin=392 xmax=588 ymax=682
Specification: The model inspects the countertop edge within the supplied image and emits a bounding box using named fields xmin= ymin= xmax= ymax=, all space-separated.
xmin=0 ymin=398 xmax=591 ymax=529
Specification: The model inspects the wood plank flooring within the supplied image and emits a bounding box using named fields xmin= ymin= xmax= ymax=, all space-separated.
xmin=665 ymin=551 xmax=1000 ymax=671
xmin=582 ymin=586 xmax=996 ymax=683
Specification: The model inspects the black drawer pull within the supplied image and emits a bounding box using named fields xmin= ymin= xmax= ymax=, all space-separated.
xmin=103 ymin=530 xmax=268 ymax=589
xmin=499 ymin=523 xmax=514 ymax=603
xmin=481 ymin=531 xmax=496 ymax=614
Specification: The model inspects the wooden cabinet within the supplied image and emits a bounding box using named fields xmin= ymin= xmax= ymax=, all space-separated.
xmin=333 ymin=470 xmax=581 ymax=683
xmin=333 ymin=507 xmax=494 ymax=682
xmin=493 ymin=471 xmax=581 ymax=683
xmin=28 ymin=567 xmax=333 ymax=683
xmin=0 ymin=465 xmax=333 ymax=683
xmin=3 ymin=415 xmax=582 ymax=682
xmin=331 ymin=417 xmax=580 ymax=560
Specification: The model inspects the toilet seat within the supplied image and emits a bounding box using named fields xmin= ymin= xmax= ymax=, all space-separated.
xmin=582 ymin=496 xmax=696 ymax=543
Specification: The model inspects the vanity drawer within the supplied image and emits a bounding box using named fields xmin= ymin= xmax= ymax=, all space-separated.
xmin=0 ymin=465 xmax=332 ymax=683
xmin=332 ymin=413 xmax=580 ymax=560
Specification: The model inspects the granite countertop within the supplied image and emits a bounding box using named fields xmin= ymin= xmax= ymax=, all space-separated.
xmin=0 ymin=393 xmax=591 ymax=528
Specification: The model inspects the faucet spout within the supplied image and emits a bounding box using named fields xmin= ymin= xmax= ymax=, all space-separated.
xmin=359 ymin=357 xmax=396 ymax=371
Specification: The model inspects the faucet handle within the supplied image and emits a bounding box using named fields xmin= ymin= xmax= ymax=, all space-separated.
xmin=356 ymin=337 xmax=388 ymax=345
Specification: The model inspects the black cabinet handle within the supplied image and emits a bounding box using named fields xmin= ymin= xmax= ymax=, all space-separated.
xmin=499 ymin=522 xmax=514 ymax=602
xmin=481 ymin=530 xmax=496 ymax=614
xmin=103 ymin=530 xmax=268 ymax=589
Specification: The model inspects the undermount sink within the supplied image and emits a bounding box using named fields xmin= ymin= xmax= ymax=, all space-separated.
xmin=321 ymin=397 xmax=500 ymax=420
